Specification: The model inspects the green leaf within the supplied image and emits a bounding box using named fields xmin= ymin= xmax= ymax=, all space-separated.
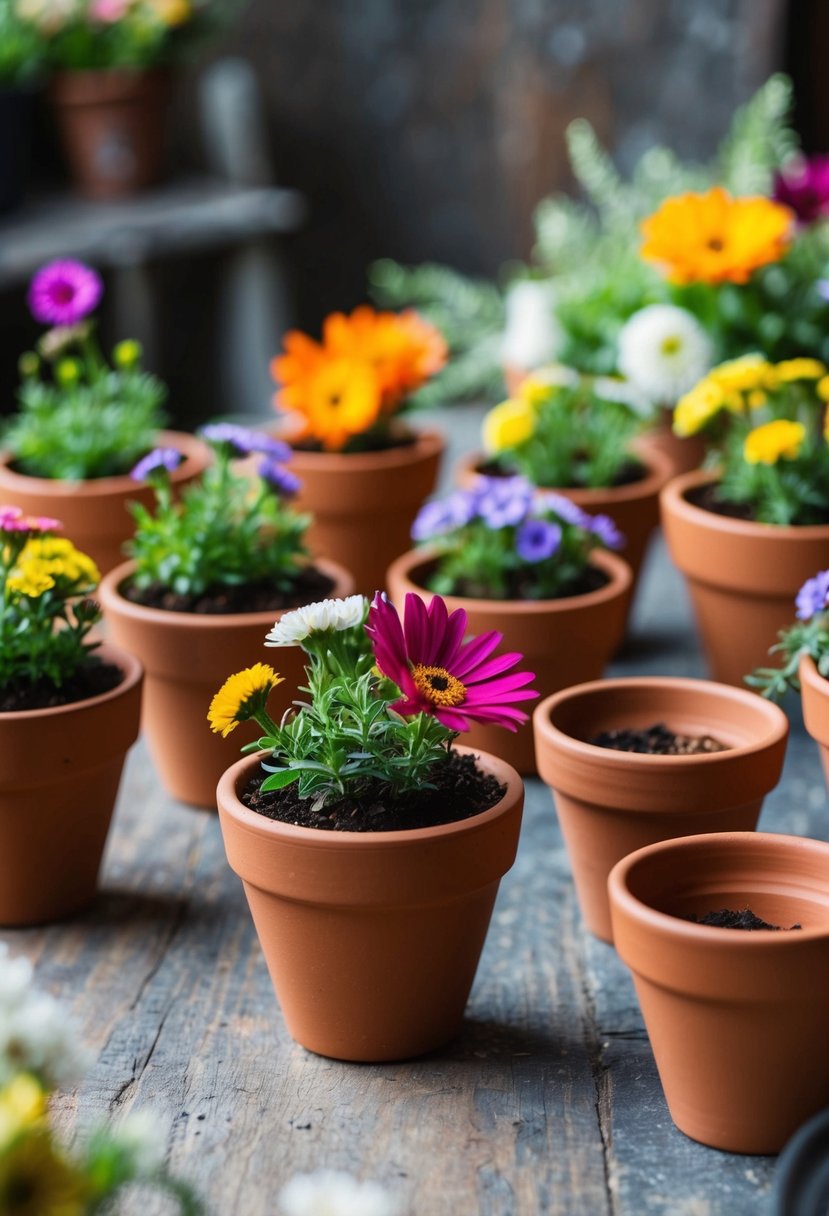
xmin=259 ymin=769 xmax=301 ymax=793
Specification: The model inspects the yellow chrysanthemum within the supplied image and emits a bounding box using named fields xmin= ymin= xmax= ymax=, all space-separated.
xmin=482 ymin=398 xmax=536 ymax=454
xmin=517 ymin=377 xmax=553 ymax=406
xmin=7 ymin=564 xmax=55 ymax=598
xmin=0 ymin=1076 xmax=46 ymax=1149
xmin=774 ymin=358 xmax=827 ymax=382
xmin=640 ymin=187 xmax=793 ymax=285
xmin=0 ymin=1128 xmax=88 ymax=1216
xmin=148 ymin=0 xmax=191 ymax=25
xmin=707 ymin=354 xmax=774 ymax=395
xmin=20 ymin=538 xmax=99 ymax=586
xmin=743 ymin=419 xmax=806 ymax=465
xmin=208 ymin=664 xmax=283 ymax=737
xmin=673 ymin=381 xmax=728 ymax=437
xmin=817 ymin=375 xmax=829 ymax=403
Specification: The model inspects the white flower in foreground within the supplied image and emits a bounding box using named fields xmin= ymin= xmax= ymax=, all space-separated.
xmin=0 ymin=993 xmax=90 ymax=1088
xmin=277 ymin=1169 xmax=402 ymax=1216
xmin=500 ymin=279 xmax=563 ymax=371
xmin=265 ymin=596 xmax=367 ymax=647
xmin=112 ymin=1109 xmax=168 ymax=1177
xmin=617 ymin=304 xmax=713 ymax=404
xmin=0 ymin=946 xmax=34 ymax=1010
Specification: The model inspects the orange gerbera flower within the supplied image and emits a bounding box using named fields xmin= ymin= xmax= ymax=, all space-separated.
xmin=270 ymin=331 xmax=326 ymax=416
xmin=323 ymin=306 xmax=447 ymax=411
xmin=640 ymin=187 xmax=794 ymax=285
xmin=297 ymin=357 xmax=382 ymax=450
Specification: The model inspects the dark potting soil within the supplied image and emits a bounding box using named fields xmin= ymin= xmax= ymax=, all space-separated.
xmin=686 ymin=483 xmax=829 ymax=525
xmin=0 ymin=660 xmax=123 ymax=712
xmin=123 ymin=565 xmax=335 ymax=615
xmin=687 ymin=908 xmax=802 ymax=932
xmin=242 ymin=750 xmax=506 ymax=832
xmin=479 ymin=457 xmax=646 ymax=490
xmin=588 ymin=722 xmax=729 ymax=755
xmin=450 ymin=564 xmax=609 ymax=602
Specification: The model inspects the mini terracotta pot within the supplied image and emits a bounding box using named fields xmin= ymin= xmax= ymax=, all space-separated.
xmin=216 ymin=746 xmax=524 ymax=1061
xmin=386 ymin=546 xmax=633 ymax=775
xmin=455 ymin=445 xmax=671 ymax=618
xmin=635 ymin=406 xmax=707 ymax=479
xmin=661 ymin=469 xmax=829 ymax=687
xmin=799 ymin=655 xmax=829 ymax=788
xmin=0 ymin=430 xmax=210 ymax=577
xmin=49 ymin=68 xmax=172 ymax=199
xmin=0 ymin=641 xmax=142 ymax=926
xmin=609 ymin=832 xmax=829 ymax=1154
xmin=284 ymin=430 xmax=444 ymax=597
xmin=533 ymin=677 xmax=789 ymax=942
xmin=99 ymin=558 xmax=354 ymax=809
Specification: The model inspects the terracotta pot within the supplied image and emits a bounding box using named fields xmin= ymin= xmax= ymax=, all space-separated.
xmin=99 ymin=558 xmax=355 ymax=809
xmin=502 ymin=361 xmax=529 ymax=397
xmin=661 ymin=469 xmax=829 ymax=687
xmin=0 ymin=430 xmax=210 ymax=577
xmin=799 ymin=655 xmax=829 ymax=788
xmin=533 ymin=677 xmax=789 ymax=942
xmin=216 ymin=745 xmax=524 ymax=1061
xmin=49 ymin=68 xmax=172 ymax=199
xmin=455 ymin=445 xmax=671 ymax=615
xmin=609 ymin=832 xmax=829 ymax=1154
xmin=386 ymin=546 xmax=633 ymax=775
xmin=0 ymin=641 xmax=142 ymax=926
xmin=636 ymin=406 xmax=707 ymax=479
xmin=284 ymin=430 xmax=444 ymax=597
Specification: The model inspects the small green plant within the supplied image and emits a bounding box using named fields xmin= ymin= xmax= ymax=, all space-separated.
xmin=128 ymin=425 xmax=308 ymax=599
xmin=749 ymin=570 xmax=829 ymax=699
xmin=5 ymin=259 xmax=167 ymax=480
xmin=0 ymin=4 xmax=43 ymax=82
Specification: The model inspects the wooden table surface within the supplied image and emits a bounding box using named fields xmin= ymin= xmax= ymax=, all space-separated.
xmin=6 ymin=415 xmax=824 ymax=1216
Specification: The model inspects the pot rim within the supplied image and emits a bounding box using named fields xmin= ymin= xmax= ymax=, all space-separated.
xmin=0 ymin=638 xmax=142 ymax=724
xmin=387 ymin=545 xmax=633 ymax=615
xmin=455 ymin=443 xmax=673 ymax=504
xmin=660 ymin=469 xmax=829 ymax=538
xmin=533 ymin=675 xmax=789 ymax=768
xmin=799 ymin=653 xmax=827 ymax=691
xmin=277 ymin=426 xmax=444 ymax=472
xmin=98 ymin=555 xmax=355 ymax=629
xmin=609 ymin=830 xmax=829 ymax=946
xmin=216 ymin=743 xmax=523 ymax=850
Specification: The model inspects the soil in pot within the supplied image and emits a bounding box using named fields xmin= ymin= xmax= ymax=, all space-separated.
xmin=121 ymin=565 xmax=334 ymax=615
xmin=0 ymin=659 xmax=122 ymax=713
xmin=686 ymin=908 xmax=801 ymax=930
xmin=588 ymin=723 xmax=729 ymax=755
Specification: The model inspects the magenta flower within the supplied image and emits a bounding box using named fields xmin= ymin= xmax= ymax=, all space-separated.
xmin=773 ymin=156 xmax=829 ymax=226
xmin=28 ymin=260 xmax=103 ymax=327
xmin=366 ymin=591 xmax=538 ymax=732
xmin=0 ymin=506 xmax=61 ymax=534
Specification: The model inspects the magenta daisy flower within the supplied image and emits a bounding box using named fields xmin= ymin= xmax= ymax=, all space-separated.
xmin=366 ymin=592 xmax=538 ymax=732
xmin=27 ymin=260 xmax=103 ymax=327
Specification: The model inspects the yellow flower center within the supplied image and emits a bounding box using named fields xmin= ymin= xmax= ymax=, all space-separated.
xmin=411 ymin=664 xmax=467 ymax=707
xmin=660 ymin=336 xmax=681 ymax=356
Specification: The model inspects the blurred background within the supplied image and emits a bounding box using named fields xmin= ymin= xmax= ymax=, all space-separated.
xmin=0 ymin=0 xmax=823 ymax=426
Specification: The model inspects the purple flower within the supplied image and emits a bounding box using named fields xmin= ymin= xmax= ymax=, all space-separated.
xmin=199 ymin=423 xmax=291 ymax=461
xmin=535 ymin=491 xmax=592 ymax=529
xmin=412 ymin=490 xmax=479 ymax=540
xmin=516 ymin=518 xmax=562 ymax=562
xmin=773 ymin=156 xmax=829 ymax=226
xmin=258 ymin=457 xmax=300 ymax=497
xmin=28 ymin=260 xmax=103 ymax=327
xmin=796 ymin=570 xmax=829 ymax=621
xmin=817 ymin=280 xmax=829 ymax=303
xmin=130 ymin=447 xmax=184 ymax=482
xmin=476 ymin=476 xmax=534 ymax=530
xmin=587 ymin=513 xmax=625 ymax=550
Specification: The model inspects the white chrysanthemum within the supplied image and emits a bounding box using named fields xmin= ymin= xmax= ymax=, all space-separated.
xmin=0 ymin=946 xmax=34 ymax=1011
xmin=500 ymin=280 xmax=563 ymax=371
xmin=277 ymin=1169 xmax=401 ymax=1216
xmin=0 ymin=992 xmax=90 ymax=1088
xmin=592 ymin=375 xmax=652 ymax=417
xmin=617 ymin=304 xmax=713 ymax=405
xmin=112 ymin=1110 xmax=168 ymax=1177
xmin=265 ymin=595 xmax=367 ymax=647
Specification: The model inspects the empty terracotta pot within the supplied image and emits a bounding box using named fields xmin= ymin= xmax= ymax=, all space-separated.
xmin=800 ymin=655 xmax=829 ymax=788
xmin=386 ymin=546 xmax=633 ymax=775
xmin=284 ymin=430 xmax=444 ymax=596
xmin=217 ymin=746 xmax=524 ymax=1062
xmin=609 ymin=832 xmax=829 ymax=1154
xmin=99 ymin=557 xmax=354 ymax=808
xmin=533 ymin=677 xmax=789 ymax=942
xmin=661 ymin=469 xmax=829 ymax=687
xmin=0 ymin=430 xmax=210 ymax=577
xmin=0 ymin=641 xmax=143 ymax=926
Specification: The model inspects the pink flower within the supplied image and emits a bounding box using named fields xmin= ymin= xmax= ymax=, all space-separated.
xmin=0 ymin=506 xmax=61 ymax=534
xmin=366 ymin=592 xmax=538 ymax=732
xmin=88 ymin=0 xmax=130 ymax=21
xmin=28 ymin=260 xmax=103 ymax=327
xmin=773 ymin=155 xmax=829 ymax=226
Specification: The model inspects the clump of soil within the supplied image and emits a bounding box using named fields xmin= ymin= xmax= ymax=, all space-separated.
xmin=448 ymin=564 xmax=609 ymax=602
xmin=687 ymin=908 xmax=802 ymax=932
xmin=588 ymin=723 xmax=729 ymax=755
xmin=242 ymin=750 xmax=506 ymax=833
xmin=0 ymin=660 xmax=123 ymax=713
xmin=123 ymin=565 xmax=334 ymax=615
xmin=686 ymin=483 xmax=829 ymax=526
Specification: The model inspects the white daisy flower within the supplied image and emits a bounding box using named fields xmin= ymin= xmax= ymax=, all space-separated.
xmin=0 ymin=946 xmax=34 ymax=1010
xmin=112 ymin=1109 xmax=168 ymax=1177
xmin=0 ymin=992 xmax=89 ymax=1088
xmin=277 ymin=1169 xmax=401 ymax=1216
xmin=265 ymin=596 xmax=367 ymax=647
xmin=500 ymin=280 xmax=563 ymax=371
xmin=617 ymin=304 xmax=713 ymax=405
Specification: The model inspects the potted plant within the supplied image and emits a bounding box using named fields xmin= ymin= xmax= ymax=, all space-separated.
xmin=0 ymin=507 xmax=142 ymax=926
xmin=660 ymin=353 xmax=829 ymax=685
xmin=214 ymin=590 xmax=537 ymax=1061
xmin=0 ymin=4 xmax=43 ymax=214
xmin=270 ymin=305 xmax=447 ymax=594
xmin=532 ymin=676 xmax=788 ymax=942
xmin=0 ymin=259 xmax=210 ymax=574
xmin=608 ymin=831 xmax=829 ymax=1154
xmin=99 ymin=423 xmax=354 ymax=808
xmin=386 ymin=475 xmax=632 ymax=774
xmin=455 ymin=370 xmax=666 ymax=620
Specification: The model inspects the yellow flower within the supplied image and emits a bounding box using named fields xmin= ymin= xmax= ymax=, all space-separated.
xmin=482 ymin=398 xmax=536 ymax=454
xmin=148 ymin=0 xmax=191 ymax=25
xmin=7 ymin=564 xmax=55 ymax=598
xmin=113 ymin=339 xmax=142 ymax=369
xmin=747 ymin=390 xmax=767 ymax=410
xmin=640 ymin=187 xmax=793 ymax=285
xmin=817 ymin=375 xmax=829 ymax=402
xmin=774 ymin=358 xmax=827 ymax=382
xmin=744 ymin=419 xmax=806 ymax=465
xmin=20 ymin=539 xmax=99 ymax=586
xmin=707 ymin=354 xmax=774 ymax=396
xmin=673 ymin=381 xmax=728 ymax=436
xmin=517 ymin=377 xmax=552 ymax=406
xmin=0 ymin=1077 xmax=46 ymax=1149
xmin=208 ymin=663 xmax=283 ymax=737
xmin=0 ymin=1128 xmax=88 ymax=1216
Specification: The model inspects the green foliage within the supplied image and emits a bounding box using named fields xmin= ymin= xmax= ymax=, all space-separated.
xmin=717 ymin=425 xmax=829 ymax=526
xmin=0 ymin=5 xmax=43 ymax=82
xmin=748 ymin=614 xmax=829 ymax=701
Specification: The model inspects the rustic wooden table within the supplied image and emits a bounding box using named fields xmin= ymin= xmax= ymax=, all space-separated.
xmin=6 ymin=410 xmax=824 ymax=1215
